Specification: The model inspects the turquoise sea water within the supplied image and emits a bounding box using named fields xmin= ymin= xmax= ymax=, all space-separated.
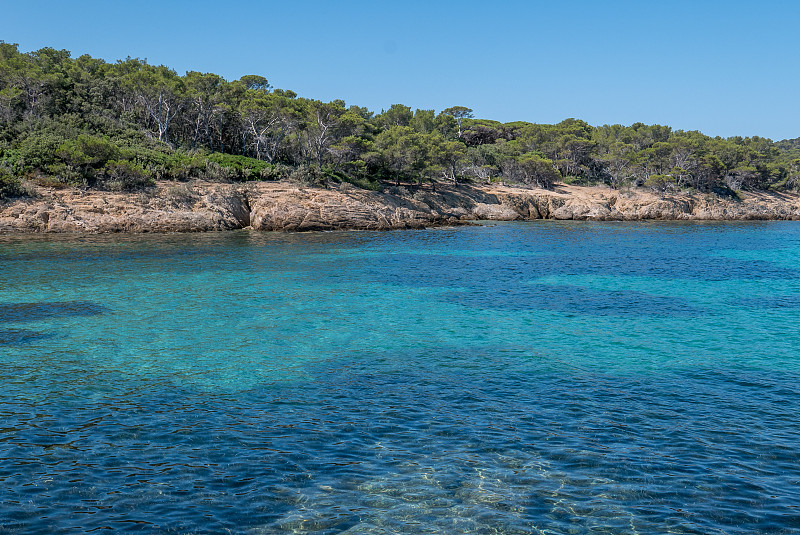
xmin=1 ymin=221 xmax=799 ymax=534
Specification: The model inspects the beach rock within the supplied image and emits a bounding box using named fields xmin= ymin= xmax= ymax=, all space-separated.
xmin=248 ymin=186 xmax=450 ymax=231
xmin=3 ymin=180 xmax=800 ymax=233
xmin=470 ymin=203 xmax=522 ymax=221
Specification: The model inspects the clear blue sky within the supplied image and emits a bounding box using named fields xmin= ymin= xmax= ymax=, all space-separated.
xmin=2 ymin=0 xmax=799 ymax=140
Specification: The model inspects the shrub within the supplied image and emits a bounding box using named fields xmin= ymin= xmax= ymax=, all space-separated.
xmin=0 ymin=172 xmax=24 ymax=199
xmin=332 ymin=164 xmax=381 ymax=191
xmin=0 ymin=148 xmax=23 ymax=177
xmin=645 ymin=174 xmax=677 ymax=192
xmin=119 ymin=145 xmax=173 ymax=179
xmin=201 ymin=161 xmax=240 ymax=182
xmin=289 ymin=164 xmax=326 ymax=187
xmin=52 ymin=134 xmax=122 ymax=187
xmin=155 ymin=151 xmax=208 ymax=181
xmin=340 ymin=175 xmax=380 ymax=191
xmin=98 ymin=160 xmax=153 ymax=191
xmin=17 ymin=131 xmax=66 ymax=171
xmin=47 ymin=163 xmax=86 ymax=187
xmin=205 ymin=153 xmax=276 ymax=181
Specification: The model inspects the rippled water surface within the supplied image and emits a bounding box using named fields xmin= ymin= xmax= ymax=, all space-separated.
xmin=2 ymin=221 xmax=800 ymax=533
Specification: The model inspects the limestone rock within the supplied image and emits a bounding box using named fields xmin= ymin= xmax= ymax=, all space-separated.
xmin=3 ymin=180 xmax=800 ymax=234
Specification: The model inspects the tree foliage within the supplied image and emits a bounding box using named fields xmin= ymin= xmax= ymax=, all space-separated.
xmin=1 ymin=42 xmax=799 ymax=195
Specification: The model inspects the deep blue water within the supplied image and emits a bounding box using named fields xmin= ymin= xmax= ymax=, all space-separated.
xmin=1 ymin=221 xmax=799 ymax=534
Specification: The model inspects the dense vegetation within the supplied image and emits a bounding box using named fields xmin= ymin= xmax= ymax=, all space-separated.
xmin=2 ymin=42 xmax=799 ymax=199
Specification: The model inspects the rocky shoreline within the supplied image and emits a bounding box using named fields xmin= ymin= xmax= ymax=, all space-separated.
xmin=2 ymin=180 xmax=800 ymax=233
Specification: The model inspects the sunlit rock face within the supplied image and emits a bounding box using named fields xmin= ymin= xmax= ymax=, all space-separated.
xmin=2 ymin=181 xmax=800 ymax=233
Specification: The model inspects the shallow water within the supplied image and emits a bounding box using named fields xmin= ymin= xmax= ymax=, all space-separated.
xmin=1 ymin=221 xmax=799 ymax=533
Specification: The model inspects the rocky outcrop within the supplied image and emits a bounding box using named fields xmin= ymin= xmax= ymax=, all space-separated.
xmin=0 ymin=183 xmax=251 ymax=233
xmin=247 ymin=186 xmax=460 ymax=231
xmin=2 ymin=181 xmax=800 ymax=234
xmin=481 ymin=185 xmax=800 ymax=221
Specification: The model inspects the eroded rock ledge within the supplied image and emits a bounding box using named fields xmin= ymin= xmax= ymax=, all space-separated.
xmin=2 ymin=181 xmax=800 ymax=233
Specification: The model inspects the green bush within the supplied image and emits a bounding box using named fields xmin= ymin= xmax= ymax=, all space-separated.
xmin=645 ymin=174 xmax=678 ymax=192
xmin=201 ymin=161 xmax=240 ymax=182
xmin=17 ymin=131 xmax=66 ymax=171
xmin=206 ymin=152 xmax=277 ymax=181
xmin=162 ymin=152 xmax=208 ymax=181
xmin=0 ymin=173 xmax=24 ymax=199
xmin=0 ymin=147 xmax=23 ymax=176
xmin=99 ymin=160 xmax=153 ymax=191
xmin=289 ymin=164 xmax=326 ymax=186
xmin=330 ymin=170 xmax=381 ymax=191
xmin=47 ymin=163 xmax=86 ymax=187
xmin=342 ymin=175 xmax=381 ymax=191
xmin=49 ymin=134 xmax=123 ymax=187
xmin=118 ymin=145 xmax=173 ymax=178
xmin=336 ymin=160 xmax=381 ymax=190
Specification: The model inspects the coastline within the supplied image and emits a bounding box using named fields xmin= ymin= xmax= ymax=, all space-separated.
xmin=2 ymin=180 xmax=800 ymax=234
